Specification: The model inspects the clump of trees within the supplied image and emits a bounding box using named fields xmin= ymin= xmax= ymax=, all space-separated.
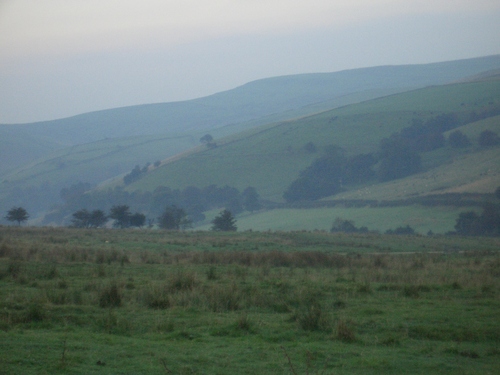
xmin=377 ymin=138 xmax=421 ymax=182
xmin=282 ymin=111 xmax=500 ymax=203
xmin=330 ymin=218 xmax=369 ymax=233
xmin=385 ymin=225 xmax=416 ymax=235
xmin=71 ymin=209 xmax=108 ymax=228
xmin=108 ymin=205 xmax=146 ymax=228
xmin=123 ymin=163 xmax=151 ymax=185
xmin=454 ymin=203 xmax=500 ymax=236
xmin=283 ymin=146 xmax=376 ymax=202
xmin=71 ymin=205 xmax=146 ymax=228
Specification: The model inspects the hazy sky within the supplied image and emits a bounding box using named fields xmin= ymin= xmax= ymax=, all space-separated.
xmin=1 ymin=0 xmax=499 ymax=123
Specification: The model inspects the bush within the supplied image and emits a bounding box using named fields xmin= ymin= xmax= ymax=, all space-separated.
xmin=168 ymin=270 xmax=197 ymax=292
xmin=98 ymin=283 xmax=122 ymax=308
xmin=141 ymin=286 xmax=170 ymax=309
xmin=448 ymin=130 xmax=471 ymax=148
xmin=336 ymin=319 xmax=356 ymax=342
xmin=24 ymin=302 xmax=45 ymax=323
xmin=478 ymin=130 xmax=500 ymax=147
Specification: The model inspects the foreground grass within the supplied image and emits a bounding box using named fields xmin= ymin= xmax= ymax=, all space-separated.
xmin=1 ymin=227 xmax=499 ymax=374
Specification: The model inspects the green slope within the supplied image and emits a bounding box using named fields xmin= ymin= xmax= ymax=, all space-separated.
xmin=0 ymin=134 xmax=201 ymax=198
xmin=127 ymin=80 xmax=500 ymax=202
xmin=0 ymin=127 xmax=64 ymax=176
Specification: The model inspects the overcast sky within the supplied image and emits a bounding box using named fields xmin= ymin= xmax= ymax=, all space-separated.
xmin=1 ymin=0 xmax=499 ymax=123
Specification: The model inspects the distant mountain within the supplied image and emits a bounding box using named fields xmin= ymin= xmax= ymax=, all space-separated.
xmin=5 ymin=55 xmax=500 ymax=143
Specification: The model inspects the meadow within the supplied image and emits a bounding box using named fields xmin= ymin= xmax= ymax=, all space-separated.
xmin=1 ymin=227 xmax=499 ymax=374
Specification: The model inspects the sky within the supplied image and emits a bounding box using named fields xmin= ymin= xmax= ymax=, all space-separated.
xmin=0 ymin=0 xmax=499 ymax=123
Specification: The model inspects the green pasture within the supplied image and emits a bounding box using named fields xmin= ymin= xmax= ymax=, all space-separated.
xmin=0 ymin=227 xmax=499 ymax=374
xmin=1 ymin=134 xmax=199 ymax=188
xmin=206 ymin=206 xmax=475 ymax=234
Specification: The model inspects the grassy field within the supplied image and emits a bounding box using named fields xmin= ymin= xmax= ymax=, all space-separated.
xmin=1 ymin=227 xmax=499 ymax=374
xmin=204 ymin=206 xmax=477 ymax=234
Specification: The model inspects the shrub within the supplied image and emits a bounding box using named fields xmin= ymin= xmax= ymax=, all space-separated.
xmin=7 ymin=261 xmax=24 ymax=279
xmin=336 ymin=319 xmax=356 ymax=342
xmin=24 ymin=302 xmax=45 ymax=323
xmin=206 ymin=284 xmax=241 ymax=312
xmin=168 ymin=270 xmax=197 ymax=292
xmin=294 ymin=301 xmax=331 ymax=332
xmin=98 ymin=283 xmax=122 ymax=308
xmin=478 ymin=130 xmax=500 ymax=147
xmin=206 ymin=266 xmax=218 ymax=281
xmin=448 ymin=130 xmax=471 ymax=148
xmin=402 ymin=285 xmax=420 ymax=298
xmin=141 ymin=285 xmax=170 ymax=309
xmin=235 ymin=314 xmax=253 ymax=332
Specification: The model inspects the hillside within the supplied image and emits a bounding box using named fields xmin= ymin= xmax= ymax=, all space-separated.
xmin=85 ymin=77 xmax=500 ymax=234
xmin=126 ymin=79 xmax=500 ymax=201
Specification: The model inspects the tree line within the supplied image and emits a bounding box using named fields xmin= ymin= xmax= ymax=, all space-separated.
xmin=43 ymin=182 xmax=259 ymax=227
xmin=69 ymin=204 xmax=237 ymax=231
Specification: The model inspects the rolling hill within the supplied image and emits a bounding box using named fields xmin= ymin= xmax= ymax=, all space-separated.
xmin=125 ymin=79 xmax=500 ymax=200
xmin=2 ymin=55 xmax=500 ymax=223
xmin=2 ymin=54 xmax=500 ymax=175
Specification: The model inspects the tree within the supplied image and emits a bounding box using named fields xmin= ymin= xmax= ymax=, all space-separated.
xmin=200 ymin=134 xmax=213 ymax=144
xmin=71 ymin=209 xmax=91 ymax=228
xmin=158 ymin=205 xmax=191 ymax=230
xmin=6 ymin=207 xmax=29 ymax=226
xmin=225 ymin=198 xmax=244 ymax=215
xmin=283 ymin=146 xmax=345 ymax=202
xmin=90 ymin=210 xmax=108 ymax=228
xmin=454 ymin=205 xmax=500 ymax=236
xmin=330 ymin=218 xmax=358 ymax=233
xmin=448 ymin=130 xmax=471 ymax=148
xmin=211 ymin=210 xmax=237 ymax=232
xmin=242 ymin=187 xmax=261 ymax=212
xmin=71 ymin=209 xmax=108 ymax=228
xmin=129 ymin=213 xmax=146 ymax=228
xmin=454 ymin=211 xmax=481 ymax=235
xmin=478 ymin=130 xmax=500 ymax=147
xmin=109 ymin=205 xmax=131 ymax=228
xmin=200 ymin=134 xmax=216 ymax=148
xmin=303 ymin=142 xmax=317 ymax=154
xmin=378 ymin=138 xmax=421 ymax=182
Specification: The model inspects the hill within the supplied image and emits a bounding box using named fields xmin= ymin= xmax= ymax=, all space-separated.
xmin=126 ymin=79 xmax=500 ymax=200
xmin=2 ymin=55 xmax=500 ymax=222
xmin=6 ymin=55 xmax=500 ymax=141
xmin=99 ymin=78 xmax=500 ymax=233
xmin=2 ymin=54 xmax=500 ymax=174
